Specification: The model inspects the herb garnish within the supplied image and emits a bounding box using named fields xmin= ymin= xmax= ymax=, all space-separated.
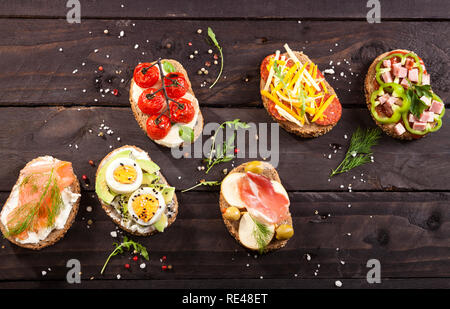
xmin=181 ymin=180 xmax=221 ymax=193
xmin=207 ymin=27 xmax=223 ymax=89
xmin=406 ymin=84 xmax=433 ymax=118
xmin=251 ymin=216 xmax=272 ymax=254
xmin=204 ymin=119 xmax=250 ymax=174
xmin=100 ymin=236 xmax=149 ymax=275
xmin=330 ymin=127 xmax=382 ymax=177
xmin=162 ymin=60 xmax=176 ymax=73
xmin=178 ymin=125 xmax=194 ymax=143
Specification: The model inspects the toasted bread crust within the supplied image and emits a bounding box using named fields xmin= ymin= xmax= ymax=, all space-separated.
xmin=129 ymin=59 xmax=204 ymax=147
xmin=0 ymin=157 xmax=80 ymax=250
xmin=364 ymin=49 xmax=422 ymax=140
xmin=96 ymin=145 xmax=178 ymax=237
xmin=219 ymin=162 xmax=292 ymax=253
xmin=261 ymin=51 xmax=340 ymax=138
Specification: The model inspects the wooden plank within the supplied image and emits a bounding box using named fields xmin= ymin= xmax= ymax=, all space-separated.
xmin=0 ymin=191 xmax=448 ymax=283
xmin=0 ymin=19 xmax=448 ymax=107
xmin=1 ymin=106 xmax=450 ymax=192
xmin=0 ymin=0 xmax=448 ymax=19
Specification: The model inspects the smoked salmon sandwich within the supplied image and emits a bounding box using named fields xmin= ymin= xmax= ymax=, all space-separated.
xmin=260 ymin=43 xmax=342 ymax=138
xmin=129 ymin=59 xmax=204 ymax=148
xmin=95 ymin=145 xmax=177 ymax=236
xmin=365 ymin=49 xmax=445 ymax=140
xmin=219 ymin=161 xmax=293 ymax=253
xmin=0 ymin=157 xmax=80 ymax=250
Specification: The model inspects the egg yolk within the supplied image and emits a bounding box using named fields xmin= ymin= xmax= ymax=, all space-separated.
xmin=113 ymin=165 xmax=137 ymax=184
xmin=132 ymin=193 xmax=159 ymax=222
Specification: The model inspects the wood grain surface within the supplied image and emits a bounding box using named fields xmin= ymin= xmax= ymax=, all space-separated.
xmin=0 ymin=0 xmax=449 ymax=289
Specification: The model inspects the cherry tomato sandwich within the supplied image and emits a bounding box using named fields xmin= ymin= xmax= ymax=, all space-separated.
xmin=365 ymin=49 xmax=445 ymax=140
xmin=95 ymin=145 xmax=177 ymax=236
xmin=0 ymin=157 xmax=80 ymax=249
xmin=219 ymin=161 xmax=293 ymax=253
xmin=260 ymin=44 xmax=342 ymax=138
xmin=129 ymin=59 xmax=204 ymax=148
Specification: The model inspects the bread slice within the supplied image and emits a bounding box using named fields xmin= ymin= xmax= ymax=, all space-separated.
xmin=96 ymin=145 xmax=178 ymax=236
xmin=0 ymin=157 xmax=80 ymax=250
xmin=219 ymin=161 xmax=293 ymax=253
xmin=129 ymin=59 xmax=204 ymax=148
xmin=260 ymin=51 xmax=341 ymax=138
xmin=364 ymin=49 xmax=419 ymax=140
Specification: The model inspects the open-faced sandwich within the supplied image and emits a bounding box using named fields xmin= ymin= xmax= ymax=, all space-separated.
xmin=95 ymin=145 xmax=177 ymax=236
xmin=219 ymin=161 xmax=293 ymax=253
xmin=365 ymin=49 xmax=445 ymax=139
xmin=260 ymin=43 xmax=342 ymax=138
xmin=0 ymin=157 xmax=80 ymax=249
xmin=129 ymin=59 xmax=204 ymax=148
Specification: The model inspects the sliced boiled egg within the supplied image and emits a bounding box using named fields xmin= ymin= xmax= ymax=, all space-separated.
xmin=221 ymin=173 xmax=247 ymax=209
xmin=106 ymin=158 xmax=143 ymax=194
xmin=127 ymin=187 xmax=166 ymax=226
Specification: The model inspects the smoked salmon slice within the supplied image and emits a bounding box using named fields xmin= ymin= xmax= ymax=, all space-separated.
xmin=238 ymin=172 xmax=289 ymax=224
xmin=6 ymin=159 xmax=75 ymax=238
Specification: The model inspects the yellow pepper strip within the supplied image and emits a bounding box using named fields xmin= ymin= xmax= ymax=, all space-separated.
xmin=288 ymin=62 xmax=309 ymax=90
xmin=261 ymin=90 xmax=306 ymax=124
xmin=283 ymin=62 xmax=299 ymax=85
xmin=312 ymin=95 xmax=335 ymax=122
xmin=321 ymin=81 xmax=328 ymax=94
xmin=312 ymin=64 xmax=317 ymax=80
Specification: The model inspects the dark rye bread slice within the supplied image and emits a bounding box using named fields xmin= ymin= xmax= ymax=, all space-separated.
xmin=96 ymin=145 xmax=178 ymax=237
xmin=364 ymin=49 xmax=419 ymax=140
xmin=129 ymin=59 xmax=204 ymax=147
xmin=219 ymin=161 xmax=292 ymax=253
xmin=0 ymin=157 xmax=80 ymax=250
xmin=260 ymin=51 xmax=340 ymax=138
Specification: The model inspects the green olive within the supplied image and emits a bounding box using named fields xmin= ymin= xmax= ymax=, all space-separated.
xmin=244 ymin=161 xmax=264 ymax=174
xmin=223 ymin=206 xmax=241 ymax=221
xmin=275 ymin=224 xmax=294 ymax=240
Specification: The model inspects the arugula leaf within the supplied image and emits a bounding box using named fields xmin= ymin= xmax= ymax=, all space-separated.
xmin=100 ymin=236 xmax=149 ymax=274
xmin=162 ymin=61 xmax=176 ymax=73
xmin=178 ymin=125 xmax=194 ymax=142
xmin=207 ymin=27 xmax=223 ymax=89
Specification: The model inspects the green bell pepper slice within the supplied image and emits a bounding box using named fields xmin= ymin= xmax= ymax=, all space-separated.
xmin=375 ymin=52 xmax=424 ymax=86
xmin=370 ymin=83 xmax=410 ymax=124
xmin=402 ymin=93 xmax=445 ymax=135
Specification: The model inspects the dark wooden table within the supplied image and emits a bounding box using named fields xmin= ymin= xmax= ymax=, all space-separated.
xmin=0 ymin=0 xmax=448 ymax=289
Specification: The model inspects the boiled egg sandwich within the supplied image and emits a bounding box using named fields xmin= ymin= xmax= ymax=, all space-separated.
xmin=95 ymin=145 xmax=177 ymax=236
xmin=219 ymin=161 xmax=294 ymax=253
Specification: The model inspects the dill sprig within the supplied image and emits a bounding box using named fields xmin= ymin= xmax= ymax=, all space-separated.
xmin=100 ymin=236 xmax=149 ymax=275
xmin=181 ymin=180 xmax=221 ymax=193
xmin=251 ymin=216 xmax=272 ymax=254
xmin=204 ymin=119 xmax=250 ymax=174
xmin=208 ymin=27 xmax=223 ymax=89
xmin=330 ymin=127 xmax=382 ymax=177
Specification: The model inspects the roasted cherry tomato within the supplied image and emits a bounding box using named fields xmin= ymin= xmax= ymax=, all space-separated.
xmin=138 ymin=88 xmax=166 ymax=116
xmin=146 ymin=114 xmax=171 ymax=140
xmin=164 ymin=72 xmax=188 ymax=99
xmin=133 ymin=62 xmax=159 ymax=88
xmin=169 ymin=98 xmax=195 ymax=123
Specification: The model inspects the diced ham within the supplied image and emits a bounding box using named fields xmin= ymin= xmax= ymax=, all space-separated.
xmin=419 ymin=111 xmax=435 ymax=123
xmin=383 ymin=60 xmax=391 ymax=68
xmin=429 ymin=100 xmax=444 ymax=114
xmin=408 ymin=113 xmax=418 ymax=123
xmin=400 ymin=78 xmax=409 ymax=89
xmin=408 ymin=68 xmax=419 ymax=83
xmin=412 ymin=121 xmax=427 ymax=131
xmin=381 ymin=103 xmax=394 ymax=118
xmin=378 ymin=93 xmax=390 ymax=104
xmin=386 ymin=96 xmax=399 ymax=106
xmin=394 ymin=123 xmax=406 ymax=135
xmin=382 ymin=71 xmax=393 ymax=83
xmin=420 ymin=95 xmax=431 ymax=106
xmin=392 ymin=63 xmax=407 ymax=78
xmin=405 ymin=58 xmax=415 ymax=70
xmin=421 ymin=73 xmax=430 ymax=85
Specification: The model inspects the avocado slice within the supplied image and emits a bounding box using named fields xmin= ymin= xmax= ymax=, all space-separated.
xmin=153 ymin=213 xmax=168 ymax=232
xmin=137 ymin=159 xmax=160 ymax=174
xmin=148 ymin=184 xmax=175 ymax=204
xmin=95 ymin=150 xmax=131 ymax=204
xmin=142 ymin=173 xmax=159 ymax=185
